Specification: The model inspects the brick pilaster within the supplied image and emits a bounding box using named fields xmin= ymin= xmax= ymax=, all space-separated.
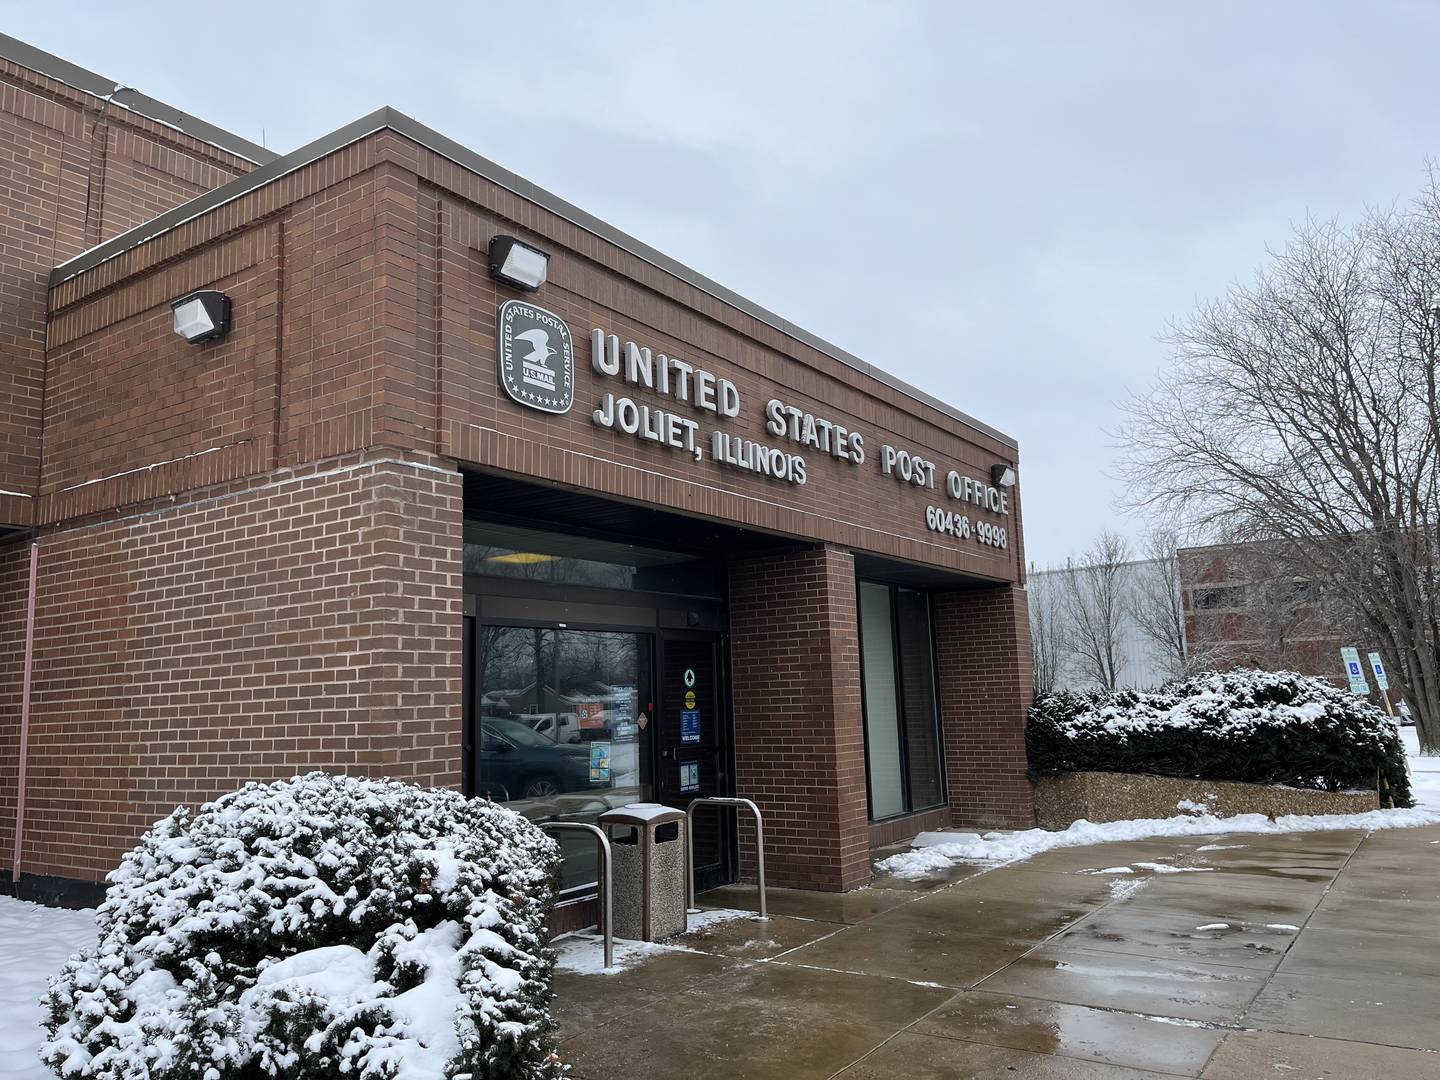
xmin=934 ymin=583 xmax=1035 ymax=829
xmin=728 ymin=545 xmax=871 ymax=892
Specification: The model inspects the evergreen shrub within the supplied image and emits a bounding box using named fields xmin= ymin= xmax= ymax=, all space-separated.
xmin=42 ymin=772 xmax=565 ymax=1080
xmin=1027 ymin=669 xmax=1413 ymax=807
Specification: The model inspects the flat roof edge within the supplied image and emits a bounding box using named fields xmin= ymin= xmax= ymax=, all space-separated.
xmin=0 ymin=32 xmax=275 ymax=165
xmin=49 ymin=106 xmax=1018 ymax=451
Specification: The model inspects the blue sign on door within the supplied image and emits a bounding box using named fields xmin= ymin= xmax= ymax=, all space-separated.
xmin=680 ymin=708 xmax=701 ymax=744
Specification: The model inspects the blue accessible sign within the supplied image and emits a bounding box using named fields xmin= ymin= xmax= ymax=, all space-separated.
xmin=1340 ymin=647 xmax=1370 ymax=695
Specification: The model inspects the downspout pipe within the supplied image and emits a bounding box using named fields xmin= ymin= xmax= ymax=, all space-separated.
xmin=13 ymin=234 xmax=51 ymax=892
xmin=11 ymin=539 xmax=38 ymax=885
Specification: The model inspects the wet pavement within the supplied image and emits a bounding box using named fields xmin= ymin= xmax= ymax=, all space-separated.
xmin=553 ymin=825 xmax=1440 ymax=1078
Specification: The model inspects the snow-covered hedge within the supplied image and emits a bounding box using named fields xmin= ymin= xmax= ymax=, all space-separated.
xmin=1028 ymin=670 xmax=1413 ymax=807
xmin=41 ymin=772 xmax=565 ymax=1080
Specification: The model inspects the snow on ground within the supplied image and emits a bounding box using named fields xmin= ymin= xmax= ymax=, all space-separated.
xmin=881 ymin=728 xmax=1440 ymax=881
xmin=551 ymin=908 xmax=757 ymax=976
xmin=880 ymin=804 xmax=1440 ymax=880
xmin=0 ymin=897 xmax=96 ymax=1080
xmin=878 ymin=762 xmax=1440 ymax=881
xmin=1401 ymin=727 xmax=1440 ymax=811
xmin=682 ymin=907 xmax=762 ymax=934
xmin=553 ymin=933 xmax=699 ymax=975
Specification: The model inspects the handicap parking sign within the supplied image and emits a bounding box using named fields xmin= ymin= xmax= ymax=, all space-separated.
xmin=1340 ymin=647 xmax=1370 ymax=695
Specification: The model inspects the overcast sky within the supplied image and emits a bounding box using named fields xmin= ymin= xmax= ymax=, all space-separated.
xmin=9 ymin=2 xmax=1439 ymax=565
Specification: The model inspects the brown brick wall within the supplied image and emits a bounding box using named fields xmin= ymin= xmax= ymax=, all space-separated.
xmin=728 ymin=545 xmax=871 ymax=892
xmin=39 ymin=164 xmax=403 ymax=526
xmin=934 ymin=584 xmax=1035 ymax=830
xmin=1178 ymin=542 xmax=1359 ymax=681
xmin=49 ymin=129 xmax=1022 ymax=584
xmin=0 ymin=56 xmax=254 ymax=521
xmin=0 ymin=453 xmax=462 ymax=882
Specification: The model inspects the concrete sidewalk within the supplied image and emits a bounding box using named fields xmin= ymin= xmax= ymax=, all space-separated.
xmin=552 ymin=825 xmax=1440 ymax=1078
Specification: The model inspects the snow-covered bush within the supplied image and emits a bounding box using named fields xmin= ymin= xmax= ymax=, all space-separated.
xmin=41 ymin=772 xmax=565 ymax=1080
xmin=1028 ymin=670 xmax=1413 ymax=806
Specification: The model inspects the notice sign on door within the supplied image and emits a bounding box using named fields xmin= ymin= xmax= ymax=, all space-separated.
xmin=684 ymin=690 xmax=697 ymax=709
xmin=679 ymin=760 xmax=699 ymax=794
xmin=681 ymin=708 xmax=701 ymax=744
xmin=577 ymin=702 xmax=606 ymax=729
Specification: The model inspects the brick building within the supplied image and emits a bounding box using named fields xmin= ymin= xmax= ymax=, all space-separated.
xmin=1178 ymin=541 xmax=1407 ymax=709
xmin=0 ymin=34 xmax=1033 ymax=908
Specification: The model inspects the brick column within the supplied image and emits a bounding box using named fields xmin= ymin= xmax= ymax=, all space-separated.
xmin=934 ymin=583 xmax=1035 ymax=829
xmin=728 ymin=545 xmax=870 ymax=892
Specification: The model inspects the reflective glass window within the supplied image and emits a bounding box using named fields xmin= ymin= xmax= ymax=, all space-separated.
xmin=473 ymin=625 xmax=651 ymax=890
xmin=858 ymin=581 xmax=945 ymax=819
xmin=860 ymin=583 xmax=905 ymax=819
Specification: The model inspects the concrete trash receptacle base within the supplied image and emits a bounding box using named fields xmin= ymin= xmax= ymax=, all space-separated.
xmin=601 ymin=803 xmax=688 ymax=941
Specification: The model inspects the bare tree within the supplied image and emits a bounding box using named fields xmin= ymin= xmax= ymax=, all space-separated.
xmin=1127 ymin=527 xmax=1205 ymax=680
xmin=1120 ymin=182 xmax=1440 ymax=753
xmin=1057 ymin=531 xmax=1132 ymax=692
xmin=1027 ymin=566 xmax=1068 ymax=695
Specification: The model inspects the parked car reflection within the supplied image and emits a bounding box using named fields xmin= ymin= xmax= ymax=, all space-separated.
xmin=476 ymin=718 xmax=611 ymax=800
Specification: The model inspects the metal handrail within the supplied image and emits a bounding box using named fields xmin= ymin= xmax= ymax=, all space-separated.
xmin=685 ymin=796 xmax=767 ymax=920
xmin=541 ymin=822 xmax=614 ymax=970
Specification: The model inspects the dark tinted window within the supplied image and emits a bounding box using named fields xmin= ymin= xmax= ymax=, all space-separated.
xmin=896 ymin=589 xmax=943 ymax=809
xmin=1194 ymin=585 xmax=1247 ymax=610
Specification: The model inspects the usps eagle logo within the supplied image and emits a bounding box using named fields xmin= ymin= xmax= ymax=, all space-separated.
xmin=497 ymin=300 xmax=574 ymax=414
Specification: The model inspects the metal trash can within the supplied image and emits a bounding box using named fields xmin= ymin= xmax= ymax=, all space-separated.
xmin=599 ymin=803 xmax=688 ymax=941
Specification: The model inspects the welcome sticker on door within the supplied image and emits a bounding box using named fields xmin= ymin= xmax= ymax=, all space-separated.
xmin=681 ymin=709 xmax=700 ymax=744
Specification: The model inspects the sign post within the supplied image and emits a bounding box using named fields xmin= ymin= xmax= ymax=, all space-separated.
xmin=1367 ymin=652 xmax=1394 ymax=716
xmin=1340 ymin=647 xmax=1370 ymax=696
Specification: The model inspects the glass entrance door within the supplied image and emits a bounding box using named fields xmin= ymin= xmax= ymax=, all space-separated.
xmin=469 ymin=623 xmax=651 ymax=891
xmin=655 ymin=632 xmax=732 ymax=891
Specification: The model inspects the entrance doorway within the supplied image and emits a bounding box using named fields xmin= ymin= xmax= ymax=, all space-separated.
xmin=459 ymin=470 xmax=792 ymax=899
xmin=467 ymin=621 xmax=733 ymax=892
xmin=655 ymin=632 xmax=731 ymax=892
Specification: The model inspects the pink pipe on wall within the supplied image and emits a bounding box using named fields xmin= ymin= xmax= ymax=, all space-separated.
xmin=12 ymin=540 xmax=38 ymax=884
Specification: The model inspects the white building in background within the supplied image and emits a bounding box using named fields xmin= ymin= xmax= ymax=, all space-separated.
xmin=1028 ymin=558 xmax=1179 ymax=692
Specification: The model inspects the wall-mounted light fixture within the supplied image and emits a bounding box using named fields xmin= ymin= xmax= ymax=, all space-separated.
xmin=992 ymin=463 xmax=1017 ymax=488
xmin=488 ymin=235 xmax=549 ymax=292
xmin=170 ymin=290 xmax=231 ymax=344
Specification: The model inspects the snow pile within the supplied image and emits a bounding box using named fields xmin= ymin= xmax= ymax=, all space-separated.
xmin=877 ymin=803 xmax=1440 ymax=880
xmin=40 ymin=772 xmax=565 ymax=1080
xmin=552 ymin=907 xmax=757 ymax=976
xmin=1028 ymin=670 xmax=1413 ymax=804
xmin=553 ymin=934 xmax=698 ymax=976
xmin=1401 ymin=727 xmax=1440 ymax=811
xmin=0 ymin=897 xmax=97 ymax=1080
